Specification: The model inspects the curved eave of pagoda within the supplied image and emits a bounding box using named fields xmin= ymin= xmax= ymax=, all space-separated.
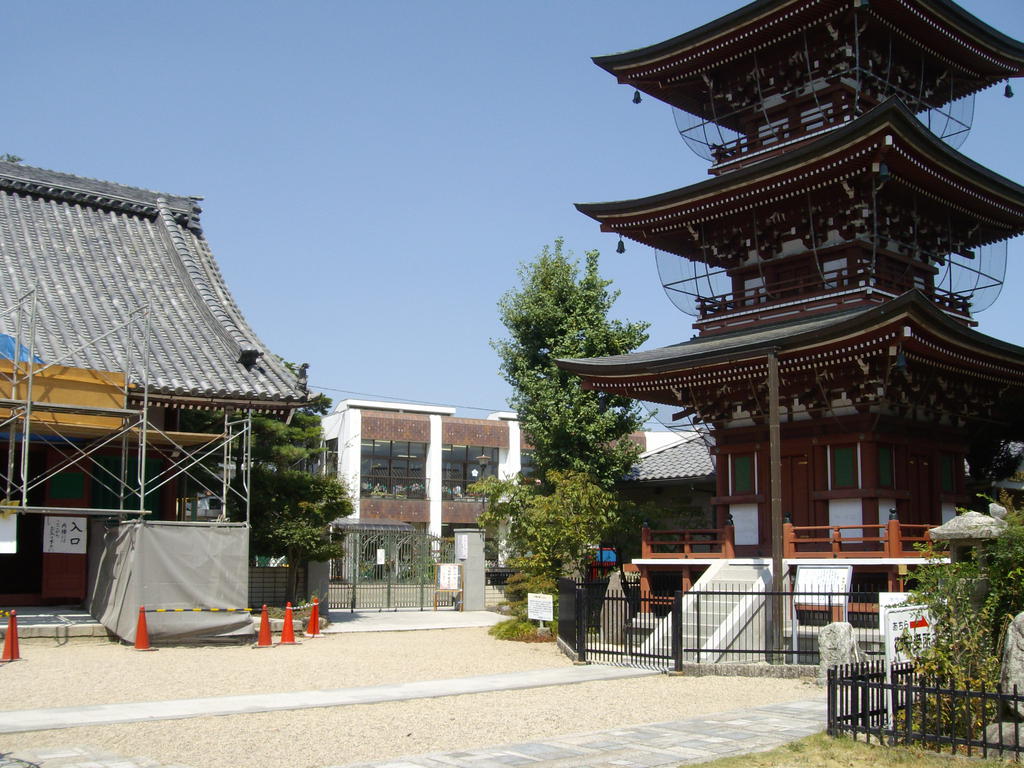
xmin=556 ymin=290 xmax=1024 ymax=400
xmin=595 ymin=0 xmax=1024 ymax=111
xmin=575 ymin=98 xmax=1024 ymax=257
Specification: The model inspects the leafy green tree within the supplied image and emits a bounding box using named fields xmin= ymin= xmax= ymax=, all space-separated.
xmin=247 ymin=392 xmax=352 ymax=603
xmin=494 ymin=238 xmax=650 ymax=490
xmin=181 ymin=388 xmax=353 ymax=603
xmin=475 ymin=469 xmax=627 ymax=581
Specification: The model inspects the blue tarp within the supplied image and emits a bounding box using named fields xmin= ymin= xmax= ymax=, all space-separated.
xmin=0 ymin=333 xmax=43 ymax=363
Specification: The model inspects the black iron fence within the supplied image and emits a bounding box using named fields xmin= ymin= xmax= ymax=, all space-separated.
xmin=557 ymin=579 xmax=885 ymax=669
xmin=828 ymin=661 xmax=1024 ymax=758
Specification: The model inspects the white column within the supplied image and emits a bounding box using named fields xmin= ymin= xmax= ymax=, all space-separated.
xmin=427 ymin=414 xmax=444 ymax=537
xmin=500 ymin=419 xmax=521 ymax=480
xmin=339 ymin=407 xmax=362 ymax=520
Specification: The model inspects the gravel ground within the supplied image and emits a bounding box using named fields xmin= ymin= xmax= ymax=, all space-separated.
xmin=1 ymin=629 xmax=820 ymax=768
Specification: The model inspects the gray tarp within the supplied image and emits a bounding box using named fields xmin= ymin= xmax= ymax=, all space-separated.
xmin=88 ymin=519 xmax=253 ymax=642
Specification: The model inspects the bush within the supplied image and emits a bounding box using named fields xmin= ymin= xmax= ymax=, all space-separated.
xmin=488 ymin=618 xmax=552 ymax=642
xmin=502 ymin=572 xmax=557 ymax=623
xmin=902 ymin=494 xmax=1024 ymax=739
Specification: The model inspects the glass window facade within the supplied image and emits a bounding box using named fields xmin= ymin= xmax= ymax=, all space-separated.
xmin=442 ymin=444 xmax=498 ymax=500
xmin=519 ymin=449 xmax=536 ymax=479
xmin=360 ymin=440 xmax=427 ymax=499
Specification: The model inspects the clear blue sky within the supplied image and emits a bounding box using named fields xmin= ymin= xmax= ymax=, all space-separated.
xmin=6 ymin=1 xmax=1024 ymax=423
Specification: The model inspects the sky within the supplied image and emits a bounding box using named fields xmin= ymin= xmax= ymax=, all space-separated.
xmin=5 ymin=1 xmax=1024 ymax=425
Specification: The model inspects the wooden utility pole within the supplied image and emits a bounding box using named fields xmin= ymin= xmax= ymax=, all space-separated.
xmin=768 ymin=351 xmax=784 ymax=661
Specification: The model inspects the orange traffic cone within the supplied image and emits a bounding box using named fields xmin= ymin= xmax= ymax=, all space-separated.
xmin=1 ymin=610 xmax=20 ymax=662
xmin=254 ymin=605 xmax=272 ymax=648
xmin=134 ymin=605 xmax=156 ymax=651
xmin=279 ymin=602 xmax=298 ymax=645
xmin=305 ymin=597 xmax=321 ymax=638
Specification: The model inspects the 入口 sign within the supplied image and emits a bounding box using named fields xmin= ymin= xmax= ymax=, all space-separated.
xmin=43 ymin=515 xmax=87 ymax=554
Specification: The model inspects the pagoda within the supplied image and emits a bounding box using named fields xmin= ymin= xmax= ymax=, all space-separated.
xmin=560 ymin=0 xmax=1024 ymax=593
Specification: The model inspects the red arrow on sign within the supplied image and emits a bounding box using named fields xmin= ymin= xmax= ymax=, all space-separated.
xmin=909 ymin=617 xmax=930 ymax=629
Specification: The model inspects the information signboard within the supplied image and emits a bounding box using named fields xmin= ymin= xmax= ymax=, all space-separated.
xmin=455 ymin=533 xmax=468 ymax=561
xmin=793 ymin=564 xmax=853 ymax=606
xmin=43 ymin=515 xmax=87 ymax=554
xmin=527 ymin=593 xmax=553 ymax=622
xmin=437 ymin=563 xmax=461 ymax=591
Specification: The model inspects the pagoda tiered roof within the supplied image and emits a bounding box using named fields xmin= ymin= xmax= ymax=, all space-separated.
xmin=558 ymin=290 xmax=1024 ymax=423
xmin=577 ymin=99 xmax=1024 ymax=261
xmin=596 ymin=0 xmax=1024 ymax=118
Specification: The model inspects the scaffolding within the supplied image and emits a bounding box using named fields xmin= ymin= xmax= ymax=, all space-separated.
xmin=0 ymin=286 xmax=253 ymax=524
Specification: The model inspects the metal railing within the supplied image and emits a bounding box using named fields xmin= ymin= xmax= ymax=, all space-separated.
xmin=559 ymin=579 xmax=886 ymax=670
xmin=828 ymin=661 xmax=1024 ymax=759
xmin=359 ymin=474 xmax=428 ymax=500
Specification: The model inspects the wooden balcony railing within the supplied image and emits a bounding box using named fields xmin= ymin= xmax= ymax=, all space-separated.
xmin=640 ymin=518 xmax=931 ymax=560
xmin=640 ymin=524 xmax=735 ymax=559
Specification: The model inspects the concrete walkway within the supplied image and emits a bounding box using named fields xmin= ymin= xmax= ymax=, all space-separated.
xmin=344 ymin=698 xmax=826 ymax=768
xmin=0 ymin=665 xmax=656 ymax=734
xmin=2 ymin=698 xmax=826 ymax=768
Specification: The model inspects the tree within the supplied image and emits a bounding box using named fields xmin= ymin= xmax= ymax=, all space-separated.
xmin=181 ymin=386 xmax=353 ymax=603
xmin=0 ymin=154 xmax=22 ymax=164
xmin=494 ymin=238 xmax=650 ymax=489
xmin=474 ymin=470 xmax=623 ymax=581
xmin=247 ymin=392 xmax=352 ymax=603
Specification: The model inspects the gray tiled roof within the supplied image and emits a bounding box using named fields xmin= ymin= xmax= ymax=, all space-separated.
xmin=0 ymin=161 xmax=305 ymax=409
xmin=625 ymin=435 xmax=715 ymax=482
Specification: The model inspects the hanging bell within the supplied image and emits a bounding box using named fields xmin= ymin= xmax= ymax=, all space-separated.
xmin=632 ymin=90 xmax=642 ymax=105
xmin=616 ymin=236 xmax=626 ymax=254
xmin=1006 ymin=81 xmax=1014 ymax=99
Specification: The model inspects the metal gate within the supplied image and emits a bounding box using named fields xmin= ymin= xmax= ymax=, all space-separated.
xmin=328 ymin=530 xmax=456 ymax=610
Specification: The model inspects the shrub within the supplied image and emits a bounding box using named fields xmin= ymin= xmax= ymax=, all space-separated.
xmin=488 ymin=618 xmax=552 ymax=642
xmin=502 ymin=572 xmax=557 ymax=622
xmin=902 ymin=494 xmax=1024 ymax=739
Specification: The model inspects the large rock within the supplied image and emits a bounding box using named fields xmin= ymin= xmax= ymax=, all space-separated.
xmin=817 ymin=622 xmax=866 ymax=686
xmin=599 ymin=570 xmax=626 ymax=645
xmin=985 ymin=721 xmax=1024 ymax=752
xmin=998 ymin=612 xmax=1024 ymax=721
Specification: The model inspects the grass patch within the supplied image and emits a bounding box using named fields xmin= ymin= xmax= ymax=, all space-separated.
xmin=488 ymin=618 xmax=554 ymax=642
xmin=699 ymin=733 xmax=1011 ymax=768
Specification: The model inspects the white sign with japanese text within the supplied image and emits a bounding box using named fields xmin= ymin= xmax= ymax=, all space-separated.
xmin=793 ymin=564 xmax=853 ymax=607
xmin=527 ymin=593 xmax=553 ymax=622
xmin=438 ymin=563 xmax=461 ymax=591
xmin=455 ymin=533 xmax=468 ymax=560
xmin=376 ymin=548 xmax=386 ymax=565
xmin=43 ymin=516 xmax=87 ymax=554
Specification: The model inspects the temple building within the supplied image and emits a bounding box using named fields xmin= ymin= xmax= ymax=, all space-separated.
xmin=559 ymin=0 xmax=1024 ymax=594
xmin=0 ymin=160 xmax=304 ymax=640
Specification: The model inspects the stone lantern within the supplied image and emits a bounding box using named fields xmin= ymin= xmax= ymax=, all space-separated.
xmin=928 ymin=505 xmax=1007 ymax=564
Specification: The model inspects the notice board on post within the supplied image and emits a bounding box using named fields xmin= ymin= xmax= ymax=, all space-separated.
xmin=434 ymin=563 xmax=463 ymax=611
